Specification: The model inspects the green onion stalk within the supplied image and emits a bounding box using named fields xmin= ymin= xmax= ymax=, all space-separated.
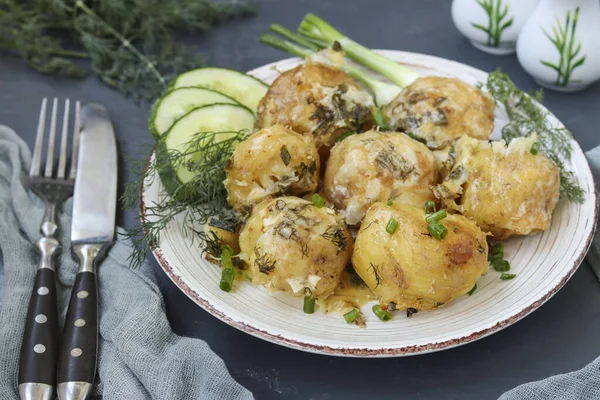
xmin=297 ymin=14 xmax=421 ymax=88
xmin=260 ymin=28 xmax=402 ymax=106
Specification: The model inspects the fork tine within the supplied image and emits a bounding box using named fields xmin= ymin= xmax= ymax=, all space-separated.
xmin=69 ymin=101 xmax=81 ymax=180
xmin=30 ymin=98 xmax=48 ymax=178
xmin=57 ymin=99 xmax=70 ymax=179
xmin=44 ymin=98 xmax=58 ymax=178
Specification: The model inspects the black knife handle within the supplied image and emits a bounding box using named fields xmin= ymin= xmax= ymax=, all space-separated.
xmin=57 ymin=243 xmax=104 ymax=400
xmin=18 ymin=237 xmax=59 ymax=400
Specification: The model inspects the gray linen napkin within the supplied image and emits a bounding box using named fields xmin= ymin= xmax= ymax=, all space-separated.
xmin=0 ymin=125 xmax=254 ymax=399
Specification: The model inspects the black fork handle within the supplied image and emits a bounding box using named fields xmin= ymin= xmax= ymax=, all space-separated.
xmin=18 ymin=237 xmax=59 ymax=400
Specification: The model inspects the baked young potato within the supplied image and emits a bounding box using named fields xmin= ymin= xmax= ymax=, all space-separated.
xmin=433 ymin=135 xmax=560 ymax=240
xmin=352 ymin=202 xmax=488 ymax=311
xmin=323 ymin=129 xmax=438 ymax=225
xmin=383 ymin=76 xmax=495 ymax=150
xmin=256 ymin=53 xmax=374 ymax=150
xmin=239 ymin=196 xmax=353 ymax=299
xmin=224 ymin=125 xmax=320 ymax=212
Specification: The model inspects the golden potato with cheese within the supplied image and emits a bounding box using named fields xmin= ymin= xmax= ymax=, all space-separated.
xmin=224 ymin=125 xmax=319 ymax=212
xmin=256 ymin=55 xmax=374 ymax=149
xmin=433 ymin=135 xmax=560 ymax=240
xmin=352 ymin=202 xmax=488 ymax=311
xmin=383 ymin=76 xmax=495 ymax=150
xmin=323 ymin=130 xmax=438 ymax=225
xmin=239 ymin=196 xmax=353 ymax=299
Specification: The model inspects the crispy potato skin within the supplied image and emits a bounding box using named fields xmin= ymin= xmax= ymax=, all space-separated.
xmin=256 ymin=62 xmax=374 ymax=149
xmin=239 ymin=196 xmax=353 ymax=298
xmin=434 ymin=135 xmax=560 ymax=240
xmin=383 ymin=76 xmax=495 ymax=149
xmin=323 ymin=130 xmax=438 ymax=225
xmin=224 ymin=125 xmax=320 ymax=212
xmin=352 ymin=202 xmax=488 ymax=310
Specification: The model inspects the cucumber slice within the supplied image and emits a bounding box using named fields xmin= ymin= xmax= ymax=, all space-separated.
xmin=149 ymin=87 xmax=239 ymax=140
xmin=172 ymin=67 xmax=268 ymax=114
xmin=164 ymin=103 xmax=255 ymax=183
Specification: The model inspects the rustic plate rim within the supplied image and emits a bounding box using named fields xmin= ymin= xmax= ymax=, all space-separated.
xmin=141 ymin=50 xmax=599 ymax=357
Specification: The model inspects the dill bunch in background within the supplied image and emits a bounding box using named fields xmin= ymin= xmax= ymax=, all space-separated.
xmin=0 ymin=0 xmax=256 ymax=101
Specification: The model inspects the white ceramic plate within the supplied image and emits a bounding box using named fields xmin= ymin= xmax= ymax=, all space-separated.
xmin=141 ymin=51 xmax=598 ymax=357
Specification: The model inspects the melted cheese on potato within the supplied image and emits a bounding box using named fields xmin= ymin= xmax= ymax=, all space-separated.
xmin=383 ymin=76 xmax=495 ymax=149
xmin=257 ymin=61 xmax=374 ymax=149
xmin=239 ymin=196 xmax=353 ymax=298
xmin=433 ymin=135 xmax=560 ymax=240
xmin=224 ymin=125 xmax=320 ymax=212
xmin=323 ymin=130 xmax=438 ymax=225
xmin=352 ymin=202 xmax=488 ymax=310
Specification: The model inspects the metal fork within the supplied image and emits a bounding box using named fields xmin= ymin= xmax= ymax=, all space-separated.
xmin=18 ymin=98 xmax=81 ymax=400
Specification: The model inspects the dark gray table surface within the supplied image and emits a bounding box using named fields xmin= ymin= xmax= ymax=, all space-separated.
xmin=2 ymin=1 xmax=600 ymax=399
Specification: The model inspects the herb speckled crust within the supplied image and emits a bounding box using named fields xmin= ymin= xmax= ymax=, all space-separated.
xmin=352 ymin=202 xmax=488 ymax=311
xmin=239 ymin=196 xmax=353 ymax=298
xmin=433 ymin=135 xmax=560 ymax=240
xmin=324 ymin=130 xmax=437 ymax=225
xmin=256 ymin=62 xmax=374 ymax=149
xmin=224 ymin=125 xmax=320 ymax=212
xmin=384 ymin=76 xmax=495 ymax=150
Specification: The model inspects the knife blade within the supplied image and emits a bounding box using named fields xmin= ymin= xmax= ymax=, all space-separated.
xmin=57 ymin=103 xmax=117 ymax=400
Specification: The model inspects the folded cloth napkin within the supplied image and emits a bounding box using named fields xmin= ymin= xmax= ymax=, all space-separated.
xmin=0 ymin=125 xmax=254 ymax=399
xmin=499 ymin=145 xmax=600 ymax=400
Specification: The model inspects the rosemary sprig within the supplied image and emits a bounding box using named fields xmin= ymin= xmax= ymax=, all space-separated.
xmin=0 ymin=0 xmax=255 ymax=101
xmin=485 ymin=70 xmax=584 ymax=203
xmin=121 ymin=130 xmax=247 ymax=268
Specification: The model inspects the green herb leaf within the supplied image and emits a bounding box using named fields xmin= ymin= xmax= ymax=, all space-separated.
xmin=344 ymin=309 xmax=361 ymax=324
xmin=500 ymin=273 xmax=516 ymax=280
xmin=386 ymin=218 xmax=398 ymax=235
xmin=406 ymin=307 xmax=418 ymax=318
xmin=468 ymin=283 xmax=477 ymax=296
xmin=304 ymin=295 xmax=316 ymax=314
xmin=372 ymin=304 xmax=391 ymax=321
xmin=312 ymin=193 xmax=326 ymax=208
xmin=280 ymin=145 xmax=291 ymax=166
xmin=492 ymin=259 xmax=511 ymax=272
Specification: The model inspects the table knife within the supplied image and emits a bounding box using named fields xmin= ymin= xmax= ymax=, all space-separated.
xmin=56 ymin=104 xmax=117 ymax=400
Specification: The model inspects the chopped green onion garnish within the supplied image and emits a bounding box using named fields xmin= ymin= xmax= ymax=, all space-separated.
xmin=427 ymin=220 xmax=448 ymax=240
xmin=530 ymin=142 xmax=540 ymax=155
xmin=386 ymin=218 xmax=398 ymax=234
xmin=387 ymin=200 xmax=394 ymax=206
xmin=492 ymin=243 xmax=504 ymax=257
xmin=500 ymin=273 xmax=516 ymax=280
xmin=336 ymin=131 xmax=356 ymax=142
xmin=425 ymin=209 xmax=447 ymax=223
xmin=312 ymin=193 xmax=325 ymax=208
xmin=488 ymin=243 xmax=504 ymax=261
xmin=220 ymin=268 xmax=235 ymax=292
xmin=492 ymin=259 xmax=510 ymax=272
xmin=344 ymin=309 xmax=360 ymax=323
xmin=424 ymin=200 xmax=436 ymax=214
xmin=371 ymin=107 xmax=389 ymax=130
xmin=303 ymin=295 xmax=316 ymax=314
xmin=468 ymin=283 xmax=477 ymax=295
xmin=219 ymin=245 xmax=235 ymax=292
xmin=372 ymin=304 xmax=391 ymax=321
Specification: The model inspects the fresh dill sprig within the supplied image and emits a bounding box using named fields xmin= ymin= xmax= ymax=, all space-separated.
xmin=0 ymin=0 xmax=255 ymax=101
xmin=485 ymin=70 xmax=584 ymax=203
xmin=121 ymin=130 xmax=247 ymax=268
